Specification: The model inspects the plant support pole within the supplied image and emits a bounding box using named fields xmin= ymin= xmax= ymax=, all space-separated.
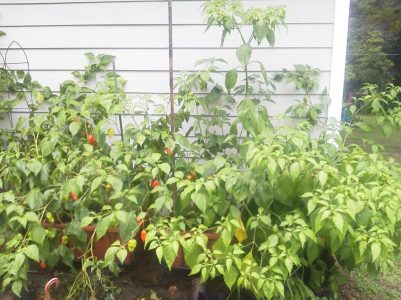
xmin=112 ymin=61 xmax=124 ymax=142
xmin=168 ymin=0 xmax=175 ymax=133
xmin=168 ymin=0 xmax=177 ymax=216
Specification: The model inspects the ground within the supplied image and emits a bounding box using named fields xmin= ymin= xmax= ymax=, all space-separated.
xmin=340 ymin=263 xmax=401 ymax=300
xmin=346 ymin=115 xmax=401 ymax=162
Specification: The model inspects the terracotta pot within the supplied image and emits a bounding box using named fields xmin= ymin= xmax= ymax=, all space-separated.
xmin=45 ymin=223 xmax=140 ymax=265
xmin=172 ymin=232 xmax=220 ymax=269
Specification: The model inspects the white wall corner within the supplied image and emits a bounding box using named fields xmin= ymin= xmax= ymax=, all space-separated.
xmin=328 ymin=0 xmax=351 ymax=122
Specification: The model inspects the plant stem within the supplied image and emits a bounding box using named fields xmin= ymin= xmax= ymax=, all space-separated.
xmin=236 ymin=26 xmax=246 ymax=45
xmin=245 ymin=64 xmax=249 ymax=95
xmin=342 ymin=105 xmax=366 ymax=147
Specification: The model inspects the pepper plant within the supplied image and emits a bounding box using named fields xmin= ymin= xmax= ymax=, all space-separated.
xmin=145 ymin=1 xmax=401 ymax=299
xmin=0 ymin=53 xmax=156 ymax=298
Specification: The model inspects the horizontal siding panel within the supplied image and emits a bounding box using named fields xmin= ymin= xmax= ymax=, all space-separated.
xmin=0 ymin=24 xmax=333 ymax=49
xmin=1 ymin=0 xmax=336 ymax=125
xmin=177 ymin=0 xmax=335 ymax=25
xmin=2 ymin=48 xmax=332 ymax=71
xmin=0 ymin=2 xmax=169 ymax=26
xmin=22 ymin=70 xmax=331 ymax=94
xmin=174 ymin=25 xmax=333 ymax=48
xmin=0 ymin=0 xmax=334 ymax=26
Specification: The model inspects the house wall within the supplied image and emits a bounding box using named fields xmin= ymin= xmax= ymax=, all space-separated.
xmin=0 ymin=0 xmax=342 ymax=129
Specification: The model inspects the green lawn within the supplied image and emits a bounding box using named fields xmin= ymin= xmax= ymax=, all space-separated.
xmin=346 ymin=115 xmax=401 ymax=162
xmin=341 ymin=263 xmax=401 ymax=300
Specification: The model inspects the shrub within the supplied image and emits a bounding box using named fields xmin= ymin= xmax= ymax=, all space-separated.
xmin=0 ymin=1 xmax=401 ymax=299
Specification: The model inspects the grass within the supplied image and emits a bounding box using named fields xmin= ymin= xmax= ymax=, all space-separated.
xmin=346 ymin=115 xmax=401 ymax=162
xmin=340 ymin=115 xmax=401 ymax=299
xmin=341 ymin=263 xmax=401 ymax=300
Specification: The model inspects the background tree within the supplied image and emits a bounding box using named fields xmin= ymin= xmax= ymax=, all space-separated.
xmin=346 ymin=0 xmax=401 ymax=95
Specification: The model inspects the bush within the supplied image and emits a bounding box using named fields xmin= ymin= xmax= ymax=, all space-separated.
xmin=1 ymin=1 xmax=401 ymax=299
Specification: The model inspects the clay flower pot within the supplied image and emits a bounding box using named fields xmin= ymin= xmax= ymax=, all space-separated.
xmin=172 ymin=232 xmax=220 ymax=269
xmin=46 ymin=223 xmax=140 ymax=265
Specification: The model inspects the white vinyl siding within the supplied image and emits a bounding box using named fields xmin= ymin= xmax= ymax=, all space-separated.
xmin=0 ymin=0 xmax=338 ymax=123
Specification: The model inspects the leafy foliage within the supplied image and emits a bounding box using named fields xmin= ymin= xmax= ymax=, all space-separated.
xmin=0 ymin=1 xmax=401 ymax=300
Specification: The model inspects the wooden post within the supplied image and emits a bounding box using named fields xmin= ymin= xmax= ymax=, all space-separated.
xmin=168 ymin=0 xmax=175 ymax=133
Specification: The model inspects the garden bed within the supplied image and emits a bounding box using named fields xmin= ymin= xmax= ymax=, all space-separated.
xmin=0 ymin=252 xmax=232 ymax=300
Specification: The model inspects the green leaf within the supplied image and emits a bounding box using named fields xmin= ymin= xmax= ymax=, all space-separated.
xmin=291 ymin=137 xmax=304 ymax=149
xmin=12 ymin=280 xmax=23 ymax=297
xmin=163 ymin=244 xmax=177 ymax=270
xmin=91 ymin=176 xmax=104 ymax=192
xmin=60 ymin=176 xmax=85 ymax=199
xmin=236 ymin=44 xmax=253 ymax=66
xmin=85 ymin=52 xmax=95 ymax=61
xmin=99 ymin=54 xmax=114 ymax=67
xmin=371 ymin=242 xmax=381 ymax=262
xmin=26 ymin=159 xmax=42 ymax=176
xmin=307 ymin=242 xmax=319 ymax=264
xmin=150 ymin=153 xmax=162 ymax=163
xmin=23 ymin=73 xmax=32 ymax=86
xmin=27 ymin=188 xmax=44 ymax=210
xmin=59 ymin=245 xmax=74 ymax=267
xmin=47 ymin=251 xmax=59 ymax=268
xmin=256 ymin=62 xmax=269 ymax=86
xmin=290 ymin=162 xmax=301 ymax=180
xmin=220 ymin=29 xmax=228 ymax=47
xmin=225 ymin=69 xmax=238 ymax=91
xmin=307 ymin=200 xmax=316 ymax=215
xmin=266 ymin=28 xmax=276 ymax=46
xmin=104 ymin=246 xmax=118 ymax=263
xmin=11 ymin=253 xmax=25 ymax=276
xmin=276 ymin=281 xmax=285 ymax=296
xmin=136 ymin=133 xmax=146 ymax=146
xmin=106 ymin=176 xmax=123 ymax=192
xmin=25 ymin=244 xmax=40 ymax=262
xmin=192 ymin=192 xmax=207 ymax=212
xmin=69 ymin=121 xmax=81 ymax=136
xmin=116 ymin=248 xmax=128 ymax=264
xmin=268 ymin=234 xmax=279 ymax=248
xmin=318 ymin=171 xmax=328 ymax=187
xmin=214 ymin=156 xmax=226 ymax=170
xmin=115 ymin=210 xmax=128 ymax=223
xmin=30 ymin=225 xmax=46 ymax=245
xmin=96 ymin=215 xmax=113 ymax=240
xmin=355 ymin=121 xmax=372 ymax=132
xmin=175 ymin=133 xmax=194 ymax=150
xmin=80 ymin=216 xmax=94 ymax=228
xmin=156 ymin=246 xmax=164 ymax=263
xmin=0 ymin=31 xmax=6 ymax=37
xmin=184 ymin=244 xmax=203 ymax=268
xmin=158 ymin=163 xmax=171 ymax=175
xmin=223 ymin=266 xmax=238 ymax=289
xmin=333 ymin=213 xmax=344 ymax=232
xmin=254 ymin=21 xmax=267 ymax=44
xmin=359 ymin=241 xmax=368 ymax=256
xmin=119 ymin=212 xmax=136 ymax=243
xmin=166 ymin=177 xmax=180 ymax=185
xmin=25 ymin=211 xmax=39 ymax=223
